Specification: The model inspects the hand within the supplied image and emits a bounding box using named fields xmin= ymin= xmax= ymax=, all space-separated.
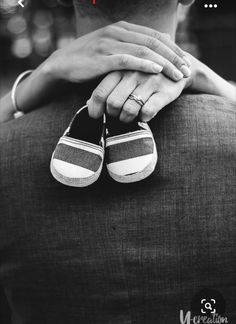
xmin=0 ymin=21 xmax=191 ymax=123
xmin=87 ymin=70 xmax=188 ymax=123
xmin=45 ymin=21 xmax=191 ymax=84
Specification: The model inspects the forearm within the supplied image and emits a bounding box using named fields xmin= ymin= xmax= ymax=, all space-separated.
xmin=0 ymin=22 xmax=196 ymax=123
xmin=0 ymin=60 xmax=60 ymax=123
xmin=188 ymin=54 xmax=236 ymax=102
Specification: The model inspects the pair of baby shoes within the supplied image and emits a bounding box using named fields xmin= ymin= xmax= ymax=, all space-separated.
xmin=50 ymin=105 xmax=157 ymax=187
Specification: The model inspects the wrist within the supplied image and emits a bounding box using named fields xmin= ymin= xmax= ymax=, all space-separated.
xmin=184 ymin=53 xmax=236 ymax=101
xmin=182 ymin=53 xmax=204 ymax=92
xmin=0 ymin=94 xmax=15 ymax=123
xmin=40 ymin=54 xmax=61 ymax=84
xmin=44 ymin=50 xmax=73 ymax=84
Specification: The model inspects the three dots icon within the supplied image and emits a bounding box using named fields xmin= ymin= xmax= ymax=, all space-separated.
xmin=204 ymin=4 xmax=218 ymax=8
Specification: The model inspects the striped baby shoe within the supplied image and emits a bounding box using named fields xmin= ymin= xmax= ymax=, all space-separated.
xmin=105 ymin=117 xmax=158 ymax=183
xmin=50 ymin=105 xmax=105 ymax=187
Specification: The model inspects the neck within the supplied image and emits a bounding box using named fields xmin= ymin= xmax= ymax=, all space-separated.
xmin=75 ymin=5 xmax=179 ymax=40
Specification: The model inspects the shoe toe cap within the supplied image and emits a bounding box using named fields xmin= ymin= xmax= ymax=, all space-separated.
xmin=52 ymin=158 xmax=95 ymax=179
xmin=107 ymin=153 xmax=154 ymax=176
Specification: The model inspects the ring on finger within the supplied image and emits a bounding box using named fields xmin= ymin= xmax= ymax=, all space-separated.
xmin=128 ymin=94 xmax=145 ymax=108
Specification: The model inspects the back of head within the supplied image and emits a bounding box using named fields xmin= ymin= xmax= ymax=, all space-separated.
xmin=74 ymin=0 xmax=174 ymax=20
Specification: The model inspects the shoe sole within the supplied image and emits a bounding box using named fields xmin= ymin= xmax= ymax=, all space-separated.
xmin=50 ymin=156 xmax=103 ymax=188
xmin=107 ymin=142 xmax=158 ymax=184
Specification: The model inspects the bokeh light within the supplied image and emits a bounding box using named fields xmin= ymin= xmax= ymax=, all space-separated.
xmin=11 ymin=37 xmax=32 ymax=58
xmin=33 ymin=10 xmax=53 ymax=29
xmin=7 ymin=15 xmax=27 ymax=34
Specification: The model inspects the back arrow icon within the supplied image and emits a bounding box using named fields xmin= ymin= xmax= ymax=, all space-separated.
xmin=18 ymin=0 xmax=25 ymax=7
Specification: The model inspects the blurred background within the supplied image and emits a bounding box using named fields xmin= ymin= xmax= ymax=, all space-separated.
xmin=0 ymin=0 xmax=236 ymax=99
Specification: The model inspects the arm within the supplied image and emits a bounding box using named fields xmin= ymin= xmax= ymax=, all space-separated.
xmin=0 ymin=21 xmax=191 ymax=123
xmin=0 ymin=62 xmax=56 ymax=123
xmin=87 ymin=53 xmax=236 ymax=123
xmin=187 ymin=54 xmax=236 ymax=102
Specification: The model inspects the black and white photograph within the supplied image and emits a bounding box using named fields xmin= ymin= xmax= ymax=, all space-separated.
xmin=0 ymin=0 xmax=235 ymax=323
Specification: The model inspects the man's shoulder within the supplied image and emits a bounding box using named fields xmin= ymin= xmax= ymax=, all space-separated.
xmin=150 ymin=94 xmax=236 ymax=133
xmin=159 ymin=93 xmax=236 ymax=119
xmin=0 ymin=98 xmax=80 ymax=153
xmin=0 ymin=94 xmax=235 ymax=170
xmin=0 ymin=101 xmax=76 ymax=187
xmin=1 ymin=94 xmax=235 ymax=141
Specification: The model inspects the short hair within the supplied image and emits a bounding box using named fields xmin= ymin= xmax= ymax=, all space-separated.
xmin=74 ymin=0 xmax=171 ymax=20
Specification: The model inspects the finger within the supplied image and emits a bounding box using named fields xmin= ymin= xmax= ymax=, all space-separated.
xmin=88 ymin=71 xmax=122 ymax=119
xmin=113 ymin=28 xmax=191 ymax=77
xmin=119 ymin=81 xmax=155 ymax=123
xmin=106 ymin=75 xmax=137 ymax=118
xmin=111 ymin=44 xmax=184 ymax=81
xmin=140 ymin=92 xmax=172 ymax=122
xmin=116 ymin=21 xmax=191 ymax=66
xmin=108 ymin=54 xmax=163 ymax=74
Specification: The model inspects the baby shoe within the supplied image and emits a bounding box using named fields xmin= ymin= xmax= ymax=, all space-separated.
xmin=50 ymin=105 xmax=105 ymax=187
xmin=105 ymin=117 xmax=157 ymax=183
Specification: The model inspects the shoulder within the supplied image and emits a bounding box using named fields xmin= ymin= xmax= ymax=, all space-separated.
xmin=0 ymin=100 xmax=79 ymax=191
xmin=0 ymin=97 xmax=81 ymax=159
xmin=149 ymin=94 xmax=236 ymax=141
xmin=1 ymin=94 xmax=235 ymax=139
xmin=156 ymin=93 xmax=236 ymax=121
xmin=0 ymin=94 xmax=235 ymax=160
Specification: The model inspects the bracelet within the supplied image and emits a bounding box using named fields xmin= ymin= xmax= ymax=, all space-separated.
xmin=11 ymin=70 xmax=33 ymax=113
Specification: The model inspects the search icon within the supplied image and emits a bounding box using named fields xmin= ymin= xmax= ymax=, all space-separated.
xmin=205 ymin=302 xmax=213 ymax=311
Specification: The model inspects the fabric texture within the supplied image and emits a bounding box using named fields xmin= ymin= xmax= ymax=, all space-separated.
xmin=0 ymin=93 xmax=235 ymax=324
xmin=105 ymin=123 xmax=157 ymax=182
xmin=53 ymin=142 xmax=103 ymax=172
xmin=106 ymin=134 xmax=154 ymax=163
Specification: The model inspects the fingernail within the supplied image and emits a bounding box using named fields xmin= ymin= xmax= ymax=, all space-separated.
xmin=153 ymin=63 xmax=163 ymax=73
xmin=173 ymin=69 xmax=184 ymax=80
xmin=180 ymin=65 xmax=191 ymax=77
xmin=183 ymin=55 xmax=191 ymax=67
